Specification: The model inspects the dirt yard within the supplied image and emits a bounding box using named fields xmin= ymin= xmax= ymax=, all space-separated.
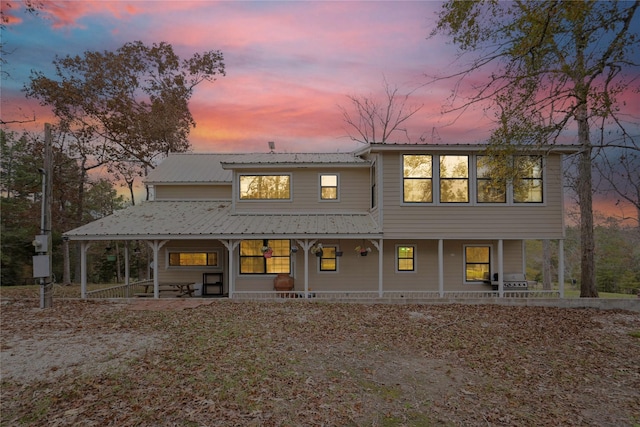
xmin=1 ymin=296 xmax=639 ymax=426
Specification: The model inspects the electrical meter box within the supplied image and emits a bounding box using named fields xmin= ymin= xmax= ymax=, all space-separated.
xmin=33 ymin=235 xmax=48 ymax=252
xmin=33 ymin=255 xmax=50 ymax=278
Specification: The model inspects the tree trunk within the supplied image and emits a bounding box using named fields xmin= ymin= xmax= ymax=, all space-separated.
xmin=576 ymin=102 xmax=598 ymax=297
xmin=542 ymin=239 xmax=552 ymax=290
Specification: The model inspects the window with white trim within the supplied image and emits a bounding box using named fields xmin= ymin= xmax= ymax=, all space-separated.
xmin=513 ymin=156 xmax=543 ymax=203
xmin=476 ymin=156 xmax=506 ymax=203
xmin=320 ymin=174 xmax=338 ymax=200
xmin=239 ymin=239 xmax=290 ymax=274
xmin=403 ymin=154 xmax=432 ymax=203
xmin=396 ymin=245 xmax=415 ymax=272
xmin=239 ymin=175 xmax=290 ymax=200
xmin=465 ymin=246 xmax=490 ymax=282
xmin=168 ymin=251 xmax=219 ymax=267
xmin=440 ymin=155 xmax=469 ymax=203
xmin=319 ymin=246 xmax=337 ymax=271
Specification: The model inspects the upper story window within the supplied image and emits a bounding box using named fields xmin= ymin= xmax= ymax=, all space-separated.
xmin=239 ymin=175 xmax=290 ymax=200
xmin=513 ymin=156 xmax=543 ymax=203
xmin=168 ymin=251 xmax=219 ymax=267
xmin=239 ymin=239 xmax=290 ymax=274
xmin=403 ymin=154 xmax=433 ymax=203
xmin=440 ymin=155 xmax=469 ymax=203
xmin=320 ymin=174 xmax=339 ymax=200
xmin=476 ymin=156 xmax=506 ymax=203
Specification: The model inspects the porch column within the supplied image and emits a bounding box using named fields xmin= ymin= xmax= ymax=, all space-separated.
xmin=558 ymin=239 xmax=565 ymax=298
xmin=80 ymin=241 xmax=92 ymax=299
xmin=146 ymin=240 xmax=168 ymax=299
xmin=378 ymin=239 xmax=383 ymax=298
xmin=124 ymin=242 xmax=130 ymax=287
xmin=222 ymin=240 xmax=240 ymax=298
xmin=297 ymin=239 xmax=316 ymax=298
xmin=498 ymin=239 xmax=504 ymax=298
xmin=438 ymin=239 xmax=444 ymax=297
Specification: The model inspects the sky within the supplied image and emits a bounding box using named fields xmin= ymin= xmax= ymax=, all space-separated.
xmin=1 ymin=0 xmax=639 ymax=222
xmin=2 ymin=0 xmax=476 ymax=154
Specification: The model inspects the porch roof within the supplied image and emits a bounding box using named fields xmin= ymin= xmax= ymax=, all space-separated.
xmin=63 ymin=200 xmax=382 ymax=241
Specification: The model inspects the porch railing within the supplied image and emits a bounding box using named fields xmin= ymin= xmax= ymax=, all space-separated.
xmin=231 ymin=289 xmax=562 ymax=300
xmin=86 ymin=280 xmax=153 ymax=299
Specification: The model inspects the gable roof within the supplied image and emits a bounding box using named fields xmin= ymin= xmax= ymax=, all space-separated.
xmin=220 ymin=152 xmax=370 ymax=168
xmin=145 ymin=154 xmax=235 ymax=184
xmin=64 ymin=201 xmax=382 ymax=241
xmin=145 ymin=152 xmax=370 ymax=185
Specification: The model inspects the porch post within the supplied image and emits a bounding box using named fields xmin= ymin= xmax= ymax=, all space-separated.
xmin=222 ymin=240 xmax=239 ymax=298
xmin=124 ymin=242 xmax=130 ymax=287
xmin=438 ymin=239 xmax=444 ymax=297
xmin=498 ymin=239 xmax=504 ymax=298
xmin=297 ymin=239 xmax=315 ymax=298
xmin=147 ymin=240 xmax=168 ymax=299
xmin=558 ymin=239 xmax=565 ymax=298
xmin=80 ymin=241 xmax=92 ymax=299
xmin=378 ymin=239 xmax=383 ymax=298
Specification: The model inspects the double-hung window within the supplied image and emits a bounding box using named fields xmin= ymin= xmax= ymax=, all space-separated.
xmin=319 ymin=246 xmax=338 ymax=271
xmin=240 ymin=239 xmax=290 ymax=274
xmin=465 ymin=246 xmax=491 ymax=282
xmin=396 ymin=245 xmax=415 ymax=272
xmin=513 ymin=156 xmax=543 ymax=203
xmin=320 ymin=174 xmax=338 ymax=200
xmin=403 ymin=155 xmax=432 ymax=203
xmin=476 ymin=156 xmax=506 ymax=203
xmin=440 ymin=155 xmax=469 ymax=203
xmin=239 ymin=175 xmax=290 ymax=200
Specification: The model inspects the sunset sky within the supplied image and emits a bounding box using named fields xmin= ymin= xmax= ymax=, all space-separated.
xmin=2 ymin=0 xmax=472 ymax=153
xmin=1 ymin=1 xmax=638 ymax=221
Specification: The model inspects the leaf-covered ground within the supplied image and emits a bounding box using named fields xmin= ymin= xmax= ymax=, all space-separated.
xmin=1 ymin=297 xmax=639 ymax=426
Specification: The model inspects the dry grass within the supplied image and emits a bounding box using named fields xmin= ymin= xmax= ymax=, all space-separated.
xmin=1 ymin=294 xmax=639 ymax=426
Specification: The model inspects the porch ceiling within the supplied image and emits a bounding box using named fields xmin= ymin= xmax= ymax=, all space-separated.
xmin=63 ymin=200 xmax=382 ymax=241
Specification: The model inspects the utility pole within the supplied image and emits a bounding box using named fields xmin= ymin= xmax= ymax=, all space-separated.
xmin=32 ymin=123 xmax=53 ymax=308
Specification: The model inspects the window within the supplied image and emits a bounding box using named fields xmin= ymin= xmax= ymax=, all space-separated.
xmin=440 ymin=155 xmax=469 ymax=203
xmin=239 ymin=175 xmax=290 ymax=200
xmin=371 ymin=161 xmax=377 ymax=208
xmin=168 ymin=251 xmax=219 ymax=267
xmin=396 ymin=246 xmax=415 ymax=272
xmin=403 ymin=155 xmax=432 ymax=203
xmin=465 ymin=246 xmax=490 ymax=282
xmin=320 ymin=174 xmax=338 ymax=200
xmin=240 ymin=239 xmax=290 ymax=274
xmin=513 ymin=156 xmax=543 ymax=203
xmin=319 ymin=246 xmax=337 ymax=271
xmin=476 ymin=156 xmax=506 ymax=203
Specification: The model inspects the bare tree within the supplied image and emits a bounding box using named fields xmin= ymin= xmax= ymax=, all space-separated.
xmin=339 ymin=77 xmax=424 ymax=144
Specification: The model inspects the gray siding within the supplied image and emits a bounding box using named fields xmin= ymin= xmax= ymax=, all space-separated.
xmin=156 ymin=240 xmax=226 ymax=290
xmin=234 ymin=168 xmax=371 ymax=213
xmin=155 ymin=184 xmax=231 ymax=200
xmin=380 ymin=152 xmax=565 ymax=239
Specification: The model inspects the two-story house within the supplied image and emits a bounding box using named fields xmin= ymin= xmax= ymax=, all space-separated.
xmin=64 ymin=142 xmax=578 ymax=299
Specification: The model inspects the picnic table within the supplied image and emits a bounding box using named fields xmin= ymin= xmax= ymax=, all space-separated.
xmin=135 ymin=282 xmax=195 ymax=298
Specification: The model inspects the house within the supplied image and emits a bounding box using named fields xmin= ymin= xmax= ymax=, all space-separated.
xmin=64 ymin=142 xmax=578 ymax=299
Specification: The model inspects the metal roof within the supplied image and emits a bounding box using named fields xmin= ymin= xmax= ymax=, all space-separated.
xmin=220 ymin=152 xmax=370 ymax=168
xmin=146 ymin=152 xmax=369 ymax=184
xmin=145 ymin=154 xmax=235 ymax=184
xmin=64 ymin=201 xmax=382 ymax=240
